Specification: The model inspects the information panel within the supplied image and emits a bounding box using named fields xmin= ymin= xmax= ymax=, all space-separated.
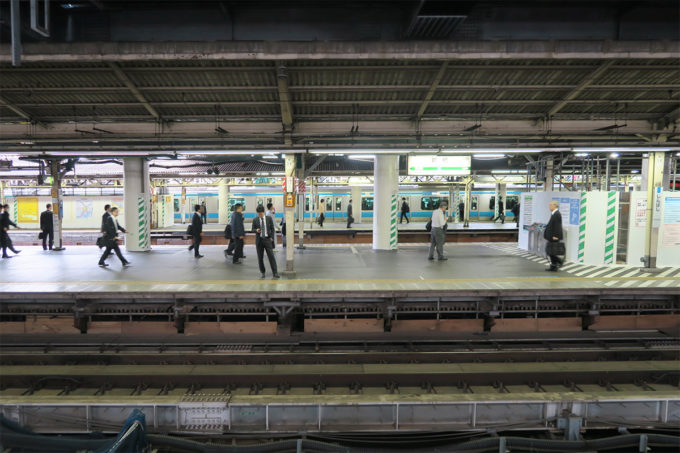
xmin=408 ymin=155 xmax=471 ymax=176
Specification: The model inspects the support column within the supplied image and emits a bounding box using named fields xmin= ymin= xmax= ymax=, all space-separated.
xmin=463 ymin=177 xmax=472 ymax=228
xmin=218 ymin=178 xmax=230 ymax=224
xmin=641 ymin=152 xmax=671 ymax=271
xmin=372 ymin=155 xmax=399 ymax=250
xmin=123 ymin=158 xmax=151 ymax=252
xmin=350 ymin=185 xmax=362 ymax=225
xmin=0 ymin=180 xmax=4 ymax=205
xmin=284 ymin=154 xmax=296 ymax=275
xmin=448 ymin=184 xmax=455 ymax=222
xmin=50 ymin=160 xmax=64 ymax=251
xmin=544 ymin=158 xmax=555 ymax=191
xmin=296 ymin=162 xmax=306 ymax=249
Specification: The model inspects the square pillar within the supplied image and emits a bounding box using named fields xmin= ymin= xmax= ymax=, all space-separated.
xmin=641 ymin=152 xmax=670 ymax=270
xmin=218 ymin=178 xmax=231 ymax=224
xmin=284 ymin=154 xmax=296 ymax=275
xmin=372 ymin=155 xmax=399 ymax=250
xmin=123 ymin=158 xmax=151 ymax=252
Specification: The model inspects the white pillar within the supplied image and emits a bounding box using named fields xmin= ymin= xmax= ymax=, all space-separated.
xmin=50 ymin=160 xmax=65 ymax=251
xmin=296 ymin=164 xmax=306 ymax=249
xmin=641 ymin=152 xmax=670 ymax=270
xmin=350 ymin=185 xmax=362 ymax=224
xmin=284 ymin=154 xmax=296 ymax=275
xmin=372 ymin=155 xmax=399 ymax=250
xmin=123 ymin=158 xmax=151 ymax=252
xmin=218 ymin=178 xmax=230 ymax=224
xmin=544 ymin=158 xmax=555 ymax=191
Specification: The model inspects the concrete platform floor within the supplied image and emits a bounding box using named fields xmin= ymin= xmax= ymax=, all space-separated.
xmin=0 ymin=243 xmax=678 ymax=293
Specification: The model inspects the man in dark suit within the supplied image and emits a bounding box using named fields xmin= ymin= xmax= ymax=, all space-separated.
xmin=40 ymin=204 xmax=54 ymax=250
xmin=1 ymin=204 xmax=20 ymax=258
xmin=544 ymin=200 xmax=564 ymax=272
xmin=98 ymin=207 xmax=129 ymax=267
xmin=252 ymin=205 xmax=279 ymax=278
xmin=346 ymin=199 xmax=354 ymax=228
xmin=187 ymin=204 xmax=203 ymax=258
xmin=230 ymin=203 xmax=246 ymax=264
xmin=400 ymin=197 xmax=410 ymax=224
xmin=101 ymin=204 xmax=112 ymax=233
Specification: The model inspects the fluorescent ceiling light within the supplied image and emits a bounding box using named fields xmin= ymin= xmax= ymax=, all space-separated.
xmin=261 ymin=155 xmax=279 ymax=159
xmin=441 ymin=148 xmax=543 ymax=154
xmin=609 ymin=153 xmax=620 ymax=159
xmin=177 ymin=150 xmax=291 ymax=156
xmin=311 ymin=149 xmax=412 ymax=154
xmin=574 ymin=153 xmax=590 ymax=157
xmin=348 ymin=154 xmax=375 ymax=160
xmin=473 ymin=153 xmax=505 ymax=158
xmin=573 ymin=147 xmax=674 ymax=152
xmin=46 ymin=151 xmax=158 ymax=156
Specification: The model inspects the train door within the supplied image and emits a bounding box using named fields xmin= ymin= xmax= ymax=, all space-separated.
xmin=335 ymin=196 xmax=343 ymax=217
xmin=471 ymin=196 xmax=479 ymax=217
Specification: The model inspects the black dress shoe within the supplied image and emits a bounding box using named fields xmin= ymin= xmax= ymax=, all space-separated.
xmin=545 ymin=267 xmax=558 ymax=272
xmin=427 ymin=256 xmax=434 ymax=260
xmin=98 ymin=263 xmax=109 ymax=267
xmin=195 ymin=254 xmax=204 ymax=259
xmin=438 ymin=257 xmax=448 ymax=261
xmin=233 ymin=260 xmax=242 ymax=264
xmin=261 ymin=273 xmax=266 ymax=278
xmin=273 ymin=274 xmax=280 ymax=279
xmin=123 ymin=262 xmax=131 ymax=267
xmin=13 ymin=250 xmax=21 ymax=254
xmin=2 ymin=255 xmax=12 ymax=259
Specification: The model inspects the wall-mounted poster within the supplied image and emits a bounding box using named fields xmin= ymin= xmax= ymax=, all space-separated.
xmin=523 ymin=195 xmax=533 ymax=225
xmin=17 ymin=197 xmax=38 ymax=223
xmin=634 ymin=198 xmax=647 ymax=228
xmin=75 ymin=199 xmax=94 ymax=219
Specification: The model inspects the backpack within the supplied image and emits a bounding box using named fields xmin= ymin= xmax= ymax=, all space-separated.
xmin=186 ymin=224 xmax=194 ymax=236
xmin=425 ymin=220 xmax=432 ymax=232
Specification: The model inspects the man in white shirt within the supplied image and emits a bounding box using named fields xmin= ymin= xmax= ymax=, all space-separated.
xmin=428 ymin=202 xmax=448 ymax=261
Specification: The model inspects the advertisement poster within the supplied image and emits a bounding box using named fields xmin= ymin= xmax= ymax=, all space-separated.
xmin=634 ymin=198 xmax=647 ymax=228
xmin=569 ymin=198 xmax=580 ymax=225
xmin=17 ymin=197 xmax=38 ymax=223
xmin=523 ymin=196 xmax=533 ymax=225
xmin=663 ymin=197 xmax=680 ymax=224
xmin=75 ymin=199 xmax=94 ymax=219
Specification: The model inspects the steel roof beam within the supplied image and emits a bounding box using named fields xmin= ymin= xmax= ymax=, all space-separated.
xmin=276 ymin=62 xmax=294 ymax=146
xmin=545 ymin=60 xmax=616 ymax=118
xmin=0 ymin=95 xmax=45 ymax=127
xmin=107 ymin=62 xmax=161 ymax=121
xmin=415 ymin=61 xmax=448 ymax=120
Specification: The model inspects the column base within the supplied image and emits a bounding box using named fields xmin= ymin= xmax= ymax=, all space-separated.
xmin=52 ymin=247 xmax=66 ymax=252
xmin=640 ymin=267 xmax=662 ymax=273
xmin=281 ymin=270 xmax=296 ymax=278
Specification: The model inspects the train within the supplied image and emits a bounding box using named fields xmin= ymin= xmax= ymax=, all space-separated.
xmin=173 ymin=187 xmax=523 ymax=222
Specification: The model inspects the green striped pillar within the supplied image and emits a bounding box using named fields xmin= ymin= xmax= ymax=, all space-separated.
xmin=12 ymin=199 xmax=18 ymax=223
xmin=603 ymin=191 xmax=617 ymax=264
xmin=137 ymin=195 xmax=150 ymax=250
xmin=578 ymin=192 xmax=587 ymax=263
xmin=389 ymin=193 xmax=398 ymax=250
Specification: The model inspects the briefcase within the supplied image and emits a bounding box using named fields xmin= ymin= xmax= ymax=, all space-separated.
xmin=38 ymin=232 xmax=44 ymax=240
xmin=547 ymin=241 xmax=566 ymax=256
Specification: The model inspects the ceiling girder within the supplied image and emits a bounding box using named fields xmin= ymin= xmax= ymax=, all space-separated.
xmin=107 ymin=62 xmax=161 ymax=121
xmin=545 ymin=60 xmax=616 ymax=118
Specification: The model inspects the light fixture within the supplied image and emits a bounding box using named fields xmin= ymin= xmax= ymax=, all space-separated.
xmin=262 ymin=155 xmax=279 ymax=159
xmin=177 ymin=151 xmax=281 ymax=156
xmin=609 ymin=153 xmax=620 ymax=159
xmin=348 ymin=154 xmax=375 ymax=160
xmin=574 ymin=153 xmax=590 ymax=157
xmin=631 ymin=170 xmax=640 ymax=174
xmin=441 ymin=148 xmax=544 ymax=154
xmin=473 ymin=153 xmax=505 ymax=158
xmin=573 ymin=147 xmax=674 ymax=152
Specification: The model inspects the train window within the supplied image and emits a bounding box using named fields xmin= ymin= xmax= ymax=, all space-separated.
xmin=471 ymin=196 xmax=478 ymax=211
xmin=173 ymin=199 xmax=180 ymax=212
xmin=489 ymin=196 xmax=495 ymax=210
xmin=335 ymin=198 xmax=342 ymax=211
xmin=361 ymin=197 xmax=373 ymax=211
xmin=228 ymin=198 xmax=246 ymax=212
xmin=326 ymin=199 xmax=333 ymax=211
xmin=305 ymin=197 xmax=310 ymax=211
xmin=257 ymin=199 xmax=263 ymax=206
xmin=266 ymin=198 xmax=273 ymax=205
xmin=421 ymin=197 xmax=450 ymax=210
xmin=506 ymin=196 xmax=518 ymax=211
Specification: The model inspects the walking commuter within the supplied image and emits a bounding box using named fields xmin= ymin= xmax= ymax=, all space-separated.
xmin=101 ymin=204 xmax=112 ymax=232
xmin=265 ymin=203 xmax=277 ymax=249
xmin=492 ymin=197 xmax=505 ymax=223
xmin=1 ymin=204 xmax=20 ymax=258
xmin=400 ymin=197 xmax=410 ymax=224
xmin=200 ymin=201 xmax=208 ymax=224
xmin=230 ymin=203 xmax=246 ymax=264
xmin=40 ymin=204 xmax=54 ymax=250
xmin=458 ymin=202 xmax=465 ymax=222
xmin=544 ymin=200 xmax=564 ymax=272
xmin=346 ymin=199 xmax=354 ymax=228
xmin=98 ymin=207 xmax=130 ymax=267
xmin=252 ymin=205 xmax=280 ymax=279
xmin=224 ymin=221 xmax=235 ymax=257
xmin=427 ymin=202 xmax=448 ymax=261
xmin=187 ymin=204 xmax=204 ymax=258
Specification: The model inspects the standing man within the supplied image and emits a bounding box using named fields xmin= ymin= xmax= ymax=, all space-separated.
xmin=252 ymin=205 xmax=280 ymax=279
xmin=230 ymin=203 xmax=246 ymax=264
xmin=317 ymin=199 xmax=325 ymax=227
xmin=188 ymin=204 xmax=204 ymax=258
xmin=40 ymin=203 xmax=54 ymax=250
xmin=200 ymin=201 xmax=208 ymax=224
xmin=400 ymin=197 xmax=410 ymax=224
xmin=544 ymin=200 xmax=564 ymax=272
xmin=1 ymin=204 xmax=20 ymax=258
xmin=427 ymin=201 xmax=448 ymax=261
xmin=346 ymin=199 xmax=354 ymax=228
xmin=512 ymin=202 xmax=520 ymax=227
xmin=98 ymin=207 xmax=130 ymax=268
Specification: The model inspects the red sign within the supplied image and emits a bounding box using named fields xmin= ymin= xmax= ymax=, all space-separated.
xmin=298 ymin=180 xmax=306 ymax=193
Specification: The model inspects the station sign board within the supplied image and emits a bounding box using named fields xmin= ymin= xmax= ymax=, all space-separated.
xmin=408 ymin=155 xmax=471 ymax=176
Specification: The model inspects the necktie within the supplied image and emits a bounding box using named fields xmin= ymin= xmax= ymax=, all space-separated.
xmin=262 ymin=217 xmax=266 ymax=237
